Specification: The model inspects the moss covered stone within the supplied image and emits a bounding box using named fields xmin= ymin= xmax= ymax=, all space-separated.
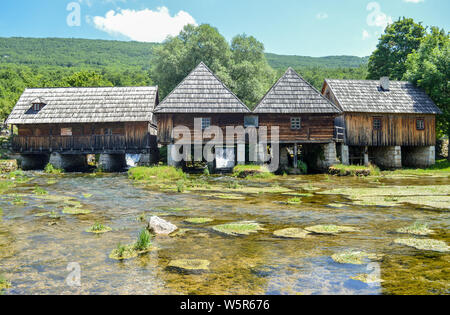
xmin=331 ymin=251 xmax=384 ymax=265
xmin=62 ymin=207 xmax=91 ymax=215
xmin=212 ymin=221 xmax=264 ymax=236
xmin=184 ymin=218 xmax=214 ymax=224
xmin=395 ymin=223 xmax=434 ymax=236
xmin=86 ymin=223 xmax=112 ymax=234
xmin=305 ymin=225 xmax=359 ymax=235
xmin=273 ymin=228 xmax=310 ymax=239
xmin=394 ymin=238 xmax=450 ymax=253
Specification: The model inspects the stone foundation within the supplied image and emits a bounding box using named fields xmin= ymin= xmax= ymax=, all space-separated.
xmin=317 ymin=142 xmax=338 ymax=170
xmin=402 ymin=146 xmax=435 ymax=168
xmin=99 ymin=154 xmax=126 ymax=172
xmin=279 ymin=146 xmax=289 ymax=169
xmin=340 ymin=144 xmax=349 ymax=165
xmin=49 ymin=153 xmax=87 ymax=171
xmin=137 ymin=151 xmax=159 ymax=166
xmin=370 ymin=146 xmax=402 ymax=169
xmin=20 ymin=154 xmax=50 ymax=170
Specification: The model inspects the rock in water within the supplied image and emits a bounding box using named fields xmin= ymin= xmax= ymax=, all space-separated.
xmin=147 ymin=216 xmax=178 ymax=235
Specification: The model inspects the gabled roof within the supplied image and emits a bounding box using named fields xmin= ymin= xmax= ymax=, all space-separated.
xmin=154 ymin=62 xmax=250 ymax=114
xmin=6 ymin=86 xmax=158 ymax=125
xmin=323 ymin=79 xmax=442 ymax=114
xmin=254 ymin=68 xmax=341 ymax=114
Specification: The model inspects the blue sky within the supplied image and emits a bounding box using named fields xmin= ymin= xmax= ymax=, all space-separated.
xmin=0 ymin=0 xmax=448 ymax=57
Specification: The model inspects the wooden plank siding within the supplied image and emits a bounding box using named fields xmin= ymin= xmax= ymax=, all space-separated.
xmin=344 ymin=113 xmax=436 ymax=147
xmin=14 ymin=122 xmax=156 ymax=153
xmin=157 ymin=113 xmax=337 ymax=144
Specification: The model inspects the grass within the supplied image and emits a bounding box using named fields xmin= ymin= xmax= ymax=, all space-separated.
xmin=134 ymin=229 xmax=152 ymax=252
xmin=33 ymin=185 xmax=48 ymax=196
xmin=329 ymin=164 xmax=380 ymax=176
xmin=396 ymin=222 xmax=434 ymax=236
xmin=44 ymin=163 xmax=63 ymax=175
xmin=232 ymin=165 xmax=275 ymax=179
xmin=86 ymin=222 xmax=112 ymax=234
xmin=128 ymin=166 xmax=186 ymax=182
xmin=383 ymin=159 xmax=450 ymax=177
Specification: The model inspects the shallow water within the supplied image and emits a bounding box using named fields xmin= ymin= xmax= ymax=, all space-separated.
xmin=0 ymin=172 xmax=449 ymax=295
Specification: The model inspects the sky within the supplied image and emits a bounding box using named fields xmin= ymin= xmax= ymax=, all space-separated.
xmin=0 ymin=0 xmax=448 ymax=57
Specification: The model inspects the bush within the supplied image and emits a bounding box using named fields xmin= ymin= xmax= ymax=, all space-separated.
xmin=297 ymin=160 xmax=308 ymax=174
xmin=44 ymin=163 xmax=63 ymax=174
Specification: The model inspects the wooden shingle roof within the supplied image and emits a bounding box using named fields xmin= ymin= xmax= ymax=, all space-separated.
xmin=154 ymin=62 xmax=250 ymax=114
xmin=324 ymin=79 xmax=442 ymax=114
xmin=6 ymin=86 xmax=158 ymax=125
xmin=254 ymin=68 xmax=341 ymax=114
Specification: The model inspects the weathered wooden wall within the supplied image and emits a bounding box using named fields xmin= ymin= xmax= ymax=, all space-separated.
xmin=14 ymin=122 xmax=156 ymax=153
xmin=258 ymin=114 xmax=337 ymax=143
xmin=157 ymin=113 xmax=337 ymax=144
xmin=344 ymin=113 xmax=436 ymax=146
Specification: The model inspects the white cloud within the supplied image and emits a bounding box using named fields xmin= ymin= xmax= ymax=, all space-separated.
xmin=316 ymin=12 xmax=328 ymax=20
xmin=362 ymin=29 xmax=371 ymax=40
xmin=92 ymin=7 xmax=197 ymax=42
xmin=403 ymin=0 xmax=424 ymax=3
xmin=366 ymin=2 xmax=393 ymax=30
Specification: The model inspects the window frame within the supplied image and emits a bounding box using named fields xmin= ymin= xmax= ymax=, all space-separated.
xmin=244 ymin=115 xmax=259 ymax=128
xmin=416 ymin=118 xmax=425 ymax=131
xmin=290 ymin=117 xmax=302 ymax=130
xmin=373 ymin=117 xmax=382 ymax=131
xmin=200 ymin=117 xmax=211 ymax=130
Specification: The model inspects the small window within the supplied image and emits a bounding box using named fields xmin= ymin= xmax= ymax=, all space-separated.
xmin=201 ymin=118 xmax=211 ymax=130
xmin=244 ymin=116 xmax=259 ymax=128
xmin=104 ymin=128 xmax=113 ymax=135
xmin=291 ymin=117 xmax=301 ymax=130
xmin=416 ymin=119 xmax=425 ymax=130
xmin=373 ymin=118 xmax=382 ymax=130
xmin=61 ymin=128 xmax=72 ymax=136
xmin=33 ymin=103 xmax=40 ymax=111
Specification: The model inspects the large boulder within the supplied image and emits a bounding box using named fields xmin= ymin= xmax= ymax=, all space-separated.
xmin=147 ymin=216 xmax=178 ymax=235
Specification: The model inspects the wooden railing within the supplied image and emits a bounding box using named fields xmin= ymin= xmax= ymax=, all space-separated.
xmin=12 ymin=134 xmax=157 ymax=153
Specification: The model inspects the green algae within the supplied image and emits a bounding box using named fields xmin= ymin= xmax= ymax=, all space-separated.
xmin=286 ymin=197 xmax=302 ymax=205
xmin=394 ymin=238 xmax=450 ymax=253
xmin=62 ymin=207 xmax=91 ymax=215
xmin=331 ymin=251 xmax=384 ymax=265
xmin=320 ymin=185 xmax=450 ymax=209
xmin=83 ymin=193 xmax=93 ymax=199
xmin=395 ymin=222 xmax=435 ymax=236
xmin=204 ymin=193 xmax=246 ymax=200
xmin=273 ymin=228 xmax=310 ymax=239
xmin=33 ymin=186 xmax=48 ymax=196
xmin=0 ymin=274 xmax=11 ymax=290
xmin=212 ymin=221 xmax=264 ymax=236
xmin=184 ymin=218 xmax=214 ymax=224
xmin=167 ymin=259 xmax=210 ymax=273
xmin=351 ymin=273 xmax=384 ymax=284
xmin=327 ymin=203 xmax=348 ymax=208
xmin=305 ymin=225 xmax=359 ymax=235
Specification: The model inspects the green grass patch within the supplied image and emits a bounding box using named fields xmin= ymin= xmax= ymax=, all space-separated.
xmin=396 ymin=222 xmax=434 ymax=236
xmin=109 ymin=229 xmax=155 ymax=260
xmin=383 ymin=159 xmax=450 ymax=177
xmin=86 ymin=222 xmax=112 ymax=234
xmin=128 ymin=166 xmax=186 ymax=182
xmin=232 ymin=165 xmax=275 ymax=179
xmin=329 ymin=164 xmax=380 ymax=177
xmin=44 ymin=163 xmax=63 ymax=175
xmin=33 ymin=185 xmax=48 ymax=196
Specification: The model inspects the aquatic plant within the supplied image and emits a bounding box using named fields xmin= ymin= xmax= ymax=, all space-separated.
xmin=329 ymin=164 xmax=380 ymax=177
xmin=0 ymin=180 xmax=14 ymax=193
xmin=273 ymin=228 xmax=310 ymax=239
xmin=297 ymin=160 xmax=308 ymax=174
xmin=44 ymin=163 xmax=63 ymax=175
xmin=395 ymin=222 xmax=434 ymax=236
xmin=33 ymin=185 xmax=48 ymax=195
xmin=109 ymin=243 xmax=137 ymax=260
xmin=134 ymin=229 xmax=152 ymax=252
xmin=184 ymin=218 xmax=214 ymax=224
xmin=305 ymin=225 xmax=359 ymax=235
xmin=167 ymin=259 xmax=210 ymax=273
xmin=83 ymin=193 xmax=93 ymax=199
xmin=86 ymin=222 xmax=112 ymax=234
xmin=137 ymin=212 xmax=147 ymax=222
xmin=286 ymin=197 xmax=302 ymax=205
xmin=351 ymin=273 xmax=384 ymax=284
xmin=0 ymin=274 xmax=11 ymax=290
xmin=394 ymin=238 xmax=450 ymax=253
xmin=176 ymin=180 xmax=185 ymax=193
xmin=12 ymin=195 xmax=26 ymax=206
xmin=212 ymin=221 xmax=264 ymax=236
xmin=62 ymin=207 xmax=91 ymax=215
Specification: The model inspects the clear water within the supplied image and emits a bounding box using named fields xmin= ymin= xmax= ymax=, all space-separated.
xmin=0 ymin=172 xmax=449 ymax=295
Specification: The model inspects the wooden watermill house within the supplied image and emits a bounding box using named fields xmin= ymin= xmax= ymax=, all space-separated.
xmin=253 ymin=68 xmax=342 ymax=170
xmin=6 ymin=86 xmax=159 ymax=170
xmin=321 ymin=78 xmax=442 ymax=168
xmin=154 ymin=62 xmax=252 ymax=171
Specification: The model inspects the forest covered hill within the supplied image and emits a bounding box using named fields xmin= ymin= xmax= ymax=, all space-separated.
xmin=0 ymin=37 xmax=367 ymax=70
